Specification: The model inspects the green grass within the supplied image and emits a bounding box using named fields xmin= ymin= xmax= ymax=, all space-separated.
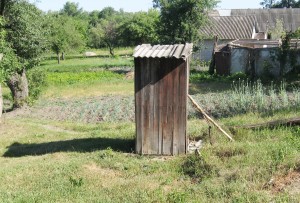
xmin=1 ymin=54 xmax=300 ymax=202
xmin=87 ymin=47 xmax=134 ymax=56
xmin=47 ymin=71 xmax=123 ymax=85
xmin=43 ymin=47 xmax=134 ymax=59
xmin=43 ymin=80 xmax=134 ymax=99
xmin=0 ymin=114 xmax=299 ymax=202
xmin=41 ymin=57 xmax=133 ymax=73
xmin=39 ymin=57 xmax=134 ymax=99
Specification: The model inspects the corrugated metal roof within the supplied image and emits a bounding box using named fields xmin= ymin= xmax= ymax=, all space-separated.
xmin=200 ymin=16 xmax=256 ymax=39
xmin=133 ymin=43 xmax=193 ymax=60
xmin=230 ymin=8 xmax=300 ymax=32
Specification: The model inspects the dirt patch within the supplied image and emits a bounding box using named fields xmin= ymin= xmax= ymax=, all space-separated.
xmin=83 ymin=163 xmax=121 ymax=178
xmin=125 ymin=71 xmax=134 ymax=80
xmin=2 ymin=106 xmax=31 ymax=119
xmin=271 ymin=170 xmax=300 ymax=194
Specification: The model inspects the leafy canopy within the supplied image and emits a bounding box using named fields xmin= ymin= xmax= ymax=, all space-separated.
xmin=48 ymin=14 xmax=87 ymax=55
xmin=154 ymin=0 xmax=219 ymax=44
xmin=60 ymin=1 xmax=83 ymax=17
xmin=0 ymin=0 xmax=48 ymax=78
xmin=260 ymin=0 xmax=300 ymax=8
xmin=118 ymin=10 xmax=160 ymax=46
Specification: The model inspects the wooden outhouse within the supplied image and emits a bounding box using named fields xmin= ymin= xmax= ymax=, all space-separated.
xmin=134 ymin=43 xmax=193 ymax=155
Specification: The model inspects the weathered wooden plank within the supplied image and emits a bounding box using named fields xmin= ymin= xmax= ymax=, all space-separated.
xmin=158 ymin=58 xmax=164 ymax=154
xmin=154 ymin=59 xmax=161 ymax=154
xmin=167 ymin=62 xmax=175 ymax=155
xmin=135 ymin=56 xmax=189 ymax=155
xmin=134 ymin=58 xmax=142 ymax=154
xmin=172 ymin=59 xmax=180 ymax=155
xmin=142 ymin=58 xmax=151 ymax=154
xmin=162 ymin=59 xmax=176 ymax=155
xmin=149 ymin=59 xmax=157 ymax=154
xmin=161 ymin=58 xmax=169 ymax=155
xmin=178 ymin=59 xmax=188 ymax=154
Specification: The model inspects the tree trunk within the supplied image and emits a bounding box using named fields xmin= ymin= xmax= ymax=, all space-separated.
xmin=109 ymin=48 xmax=114 ymax=57
xmin=61 ymin=52 xmax=65 ymax=60
xmin=57 ymin=52 xmax=60 ymax=64
xmin=0 ymin=84 xmax=2 ymax=118
xmin=6 ymin=70 xmax=29 ymax=109
xmin=107 ymin=43 xmax=114 ymax=57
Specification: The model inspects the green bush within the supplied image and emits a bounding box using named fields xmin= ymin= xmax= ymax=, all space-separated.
xmin=27 ymin=68 xmax=47 ymax=103
xmin=181 ymin=154 xmax=218 ymax=182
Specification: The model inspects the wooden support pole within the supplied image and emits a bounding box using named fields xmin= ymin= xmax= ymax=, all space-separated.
xmin=233 ymin=117 xmax=300 ymax=130
xmin=188 ymin=95 xmax=234 ymax=142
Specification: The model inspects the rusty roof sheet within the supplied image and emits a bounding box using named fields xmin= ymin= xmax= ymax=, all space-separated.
xmin=230 ymin=39 xmax=280 ymax=48
xmin=133 ymin=43 xmax=193 ymax=60
xmin=200 ymin=16 xmax=256 ymax=40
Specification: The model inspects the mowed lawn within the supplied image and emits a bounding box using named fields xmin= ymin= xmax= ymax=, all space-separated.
xmin=0 ymin=55 xmax=300 ymax=202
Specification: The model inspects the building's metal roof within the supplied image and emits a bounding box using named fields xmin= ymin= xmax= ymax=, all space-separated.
xmin=203 ymin=8 xmax=300 ymax=40
xmin=200 ymin=16 xmax=256 ymax=39
xmin=223 ymin=8 xmax=300 ymax=32
xmin=133 ymin=43 xmax=193 ymax=60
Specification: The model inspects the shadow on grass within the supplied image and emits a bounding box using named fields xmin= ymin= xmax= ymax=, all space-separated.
xmin=3 ymin=138 xmax=135 ymax=157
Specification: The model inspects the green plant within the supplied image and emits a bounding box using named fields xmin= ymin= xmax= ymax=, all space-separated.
xmin=181 ymin=154 xmax=218 ymax=182
xmin=27 ymin=68 xmax=47 ymax=104
xmin=47 ymin=71 xmax=122 ymax=85
xmin=69 ymin=176 xmax=84 ymax=187
xmin=167 ymin=191 xmax=188 ymax=203
xmin=99 ymin=147 xmax=115 ymax=159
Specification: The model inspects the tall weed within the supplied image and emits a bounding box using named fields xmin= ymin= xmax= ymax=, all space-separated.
xmin=190 ymin=80 xmax=300 ymax=118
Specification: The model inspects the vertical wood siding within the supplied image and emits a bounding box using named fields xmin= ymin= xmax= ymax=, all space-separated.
xmin=135 ymin=57 xmax=189 ymax=155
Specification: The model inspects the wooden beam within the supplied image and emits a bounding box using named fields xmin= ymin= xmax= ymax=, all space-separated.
xmin=188 ymin=95 xmax=234 ymax=142
xmin=233 ymin=117 xmax=300 ymax=130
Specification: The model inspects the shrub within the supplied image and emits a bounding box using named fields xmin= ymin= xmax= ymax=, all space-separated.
xmin=181 ymin=154 xmax=218 ymax=182
xmin=27 ymin=68 xmax=47 ymax=103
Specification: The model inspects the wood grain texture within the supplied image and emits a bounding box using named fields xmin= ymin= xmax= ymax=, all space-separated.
xmin=135 ymin=57 xmax=189 ymax=155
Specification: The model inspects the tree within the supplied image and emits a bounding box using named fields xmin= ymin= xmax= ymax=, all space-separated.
xmin=0 ymin=1 xmax=48 ymax=108
xmin=98 ymin=19 xmax=119 ymax=56
xmin=154 ymin=0 xmax=219 ymax=44
xmin=0 ymin=0 xmax=16 ymax=16
xmin=0 ymin=16 xmax=4 ymax=117
xmin=60 ymin=1 xmax=83 ymax=17
xmin=291 ymin=27 xmax=300 ymax=38
xmin=98 ymin=7 xmax=117 ymax=19
xmin=89 ymin=10 xmax=100 ymax=27
xmin=260 ymin=0 xmax=275 ymax=8
xmin=48 ymin=14 xmax=87 ymax=63
xmin=273 ymin=0 xmax=298 ymax=7
xmin=88 ymin=7 xmax=129 ymax=56
xmin=260 ymin=0 xmax=300 ymax=8
xmin=118 ymin=10 xmax=159 ymax=46
xmin=269 ymin=19 xmax=286 ymax=39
